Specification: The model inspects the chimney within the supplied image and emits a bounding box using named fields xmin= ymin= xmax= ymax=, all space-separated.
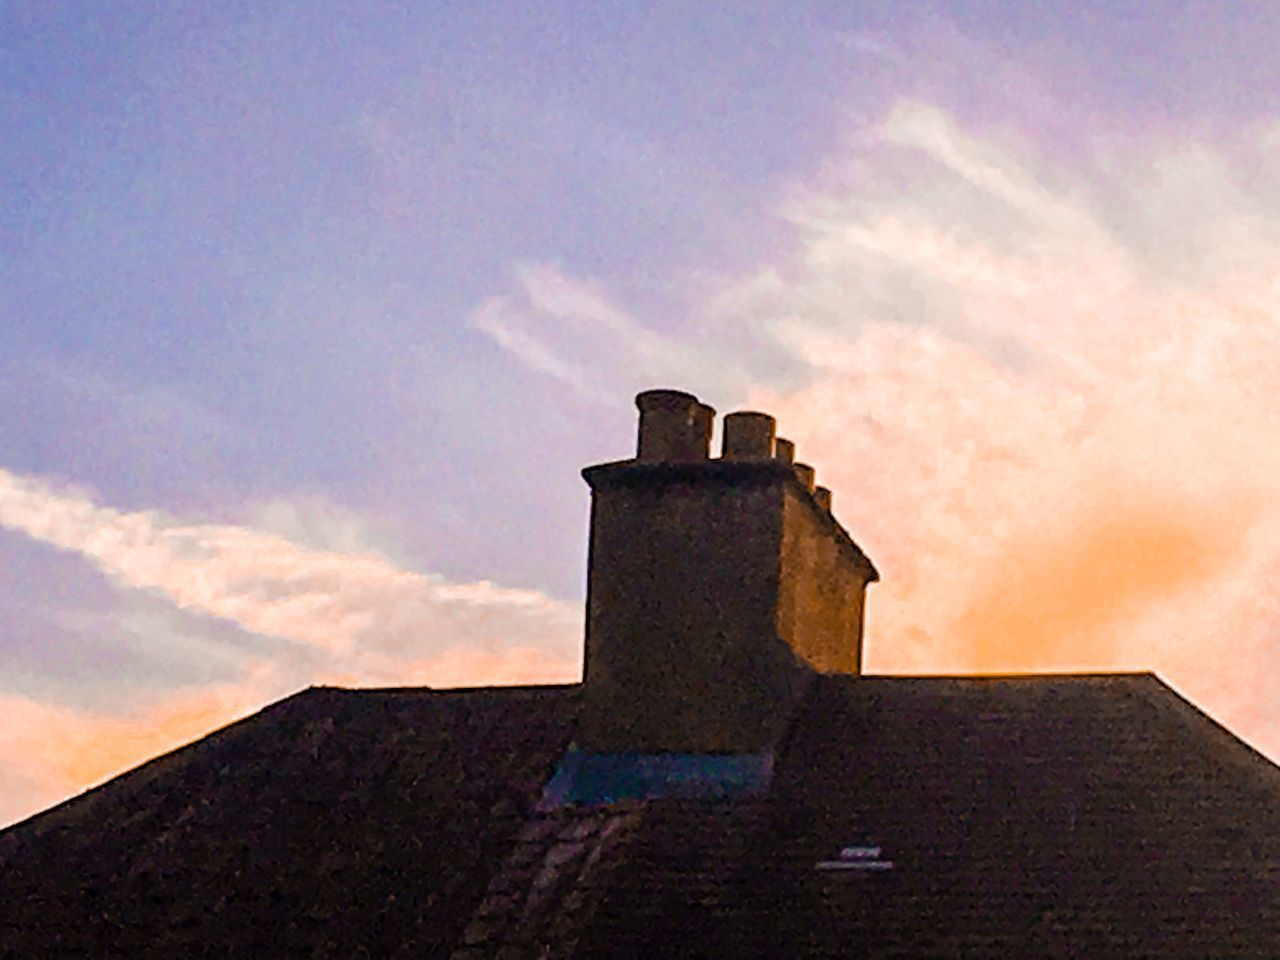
xmin=579 ymin=389 xmax=878 ymax=754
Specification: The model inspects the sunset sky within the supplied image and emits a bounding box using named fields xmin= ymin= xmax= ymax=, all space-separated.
xmin=7 ymin=1 xmax=1280 ymax=825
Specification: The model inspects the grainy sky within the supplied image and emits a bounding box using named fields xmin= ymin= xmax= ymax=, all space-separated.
xmin=6 ymin=1 xmax=1280 ymax=825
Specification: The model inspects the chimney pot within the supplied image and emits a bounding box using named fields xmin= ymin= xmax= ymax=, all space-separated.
xmin=814 ymin=486 xmax=833 ymax=511
xmin=635 ymin=389 xmax=715 ymax=462
xmin=794 ymin=463 xmax=816 ymax=492
xmin=722 ymin=411 xmax=776 ymax=460
xmin=774 ymin=438 xmax=795 ymax=464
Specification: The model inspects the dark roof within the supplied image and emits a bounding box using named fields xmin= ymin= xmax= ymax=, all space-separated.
xmin=4 ymin=674 xmax=1280 ymax=957
xmin=0 ymin=684 xmax=578 ymax=958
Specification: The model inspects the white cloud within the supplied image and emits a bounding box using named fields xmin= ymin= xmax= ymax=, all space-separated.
xmin=0 ymin=468 xmax=584 ymax=826
xmin=471 ymin=260 xmax=752 ymax=403
xmin=473 ymin=98 xmax=1280 ymax=763
xmin=833 ymin=31 xmax=902 ymax=64
xmin=0 ymin=467 xmax=580 ymax=667
xmin=725 ymin=102 xmax=1280 ymax=761
xmin=244 ymin=495 xmax=413 ymax=567
xmin=472 ymin=293 xmax=612 ymax=402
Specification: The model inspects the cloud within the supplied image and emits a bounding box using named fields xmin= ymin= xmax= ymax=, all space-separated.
xmin=727 ymin=101 xmax=1280 ymax=759
xmin=0 ymin=470 xmax=582 ymax=825
xmin=475 ymin=98 xmax=1280 ymax=763
xmin=472 ymin=293 xmax=612 ymax=402
xmin=243 ymin=495 xmax=414 ymax=568
xmin=0 ymin=680 xmax=268 ymax=827
xmin=0 ymin=468 xmax=580 ymax=668
xmin=0 ymin=640 xmax=584 ymax=828
xmin=833 ymin=31 xmax=902 ymax=64
xmin=471 ymin=261 xmax=753 ymax=403
xmin=394 ymin=645 xmax=585 ymax=689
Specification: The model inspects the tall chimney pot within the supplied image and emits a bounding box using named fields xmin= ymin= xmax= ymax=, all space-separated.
xmin=635 ymin=389 xmax=715 ymax=463
xmin=722 ymin=411 xmax=776 ymax=460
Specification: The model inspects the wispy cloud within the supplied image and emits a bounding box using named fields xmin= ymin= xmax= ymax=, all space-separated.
xmin=0 ymin=468 xmax=582 ymax=824
xmin=475 ymin=98 xmax=1280 ymax=762
xmin=471 ymin=260 xmax=751 ymax=403
xmin=0 ymin=468 xmax=580 ymax=667
xmin=731 ymin=102 xmax=1280 ymax=757
xmin=472 ymin=293 xmax=612 ymax=402
xmin=833 ymin=31 xmax=903 ymax=65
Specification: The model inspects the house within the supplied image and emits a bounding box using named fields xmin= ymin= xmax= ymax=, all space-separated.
xmin=3 ymin=389 xmax=1279 ymax=957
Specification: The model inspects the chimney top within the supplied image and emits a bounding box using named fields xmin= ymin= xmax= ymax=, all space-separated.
xmin=636 ymin=387 xmax=700 ymax=411
xmin=793 ymin=462 xmax=816 ymax=492
xmin=635 ymin=389 xmax=715 ymax=463
xmin=722 ymin=411 xmax=776 ymax=460
xmin=814 ymin=486 xmax=833 ymax=512
xmin=609 ymin=390 xmax=870 ymax=558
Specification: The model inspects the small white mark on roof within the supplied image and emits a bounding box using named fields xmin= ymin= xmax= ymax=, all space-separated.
xmin=816 ymin=843 xmax=893 ymax=872
xmin=840 ymin=845 xmax=881 ymax=860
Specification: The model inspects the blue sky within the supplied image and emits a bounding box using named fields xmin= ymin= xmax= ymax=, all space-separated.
xmin=6 ymin=1 xmax=1280 ymax=824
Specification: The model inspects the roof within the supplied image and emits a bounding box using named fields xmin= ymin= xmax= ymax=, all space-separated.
xmin=0 ymin=684 xmax=578 ymax=957
xmin=4 ymin=674 xmax=1280 ymax=957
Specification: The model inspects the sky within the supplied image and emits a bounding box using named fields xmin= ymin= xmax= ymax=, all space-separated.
xmin=5 ymin=1 xmax=1280 ymax=825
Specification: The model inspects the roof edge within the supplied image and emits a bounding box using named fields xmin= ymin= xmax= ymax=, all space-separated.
xmin=0 ymin=686 xmax=325 ymax=839
xmin=849 ymin=670 xmax=1159 ymax=682
xmin=1122 ymin=672 xmax=1280 ymax=775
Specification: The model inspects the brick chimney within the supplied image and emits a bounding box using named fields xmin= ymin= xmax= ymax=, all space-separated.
xmin=579 ymin=389 xmax=878 ymax=754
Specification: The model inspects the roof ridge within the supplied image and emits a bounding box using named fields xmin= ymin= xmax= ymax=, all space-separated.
xmin=321 ymin=682 xmax=582 ymax=695
xmin=847 ymin=671 xmax=1159 ymax=681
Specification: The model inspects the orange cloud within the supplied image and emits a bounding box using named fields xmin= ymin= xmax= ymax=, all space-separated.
xmin=397 ymin=645 xmax=581 ymax=688
xmin=465 ymin=101 xmax=1280 ymax=766
xmin=0 ymin=642 xmax=584 ymax=829
xmin=0 ymin=475 xmax=585 ymax=826
xmin=0 ymin=684 xmax=265 ymax=827
xmin=952 ymin=493 xmax=1256 ymax=672
xmin=714 ymin=102 xmax=1280 ymax=763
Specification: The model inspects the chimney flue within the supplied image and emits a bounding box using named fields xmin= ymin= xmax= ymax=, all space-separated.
xmin=722 ymin=411 xmax=776 ymax=460
xmin=635 ymin=389 xmax=715 ymax=462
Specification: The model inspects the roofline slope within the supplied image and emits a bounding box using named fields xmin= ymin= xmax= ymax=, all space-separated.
xmin=828 ymin=671 xmax=1280 ymax=777
xmin=0 ymin=686 xmax=325 ymax=840
xmin=1 ymin=683 xmax=581 ymax=839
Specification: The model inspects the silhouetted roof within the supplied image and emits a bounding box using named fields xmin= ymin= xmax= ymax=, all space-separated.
xmin=0 ymin=685 xmax=578 ymax=958
xmin=4 ymin=674 xmax=1280 ymax=957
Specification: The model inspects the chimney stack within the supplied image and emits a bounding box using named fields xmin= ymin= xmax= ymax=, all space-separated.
xmin=579 ymin=389 xmax=878 ymax=755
